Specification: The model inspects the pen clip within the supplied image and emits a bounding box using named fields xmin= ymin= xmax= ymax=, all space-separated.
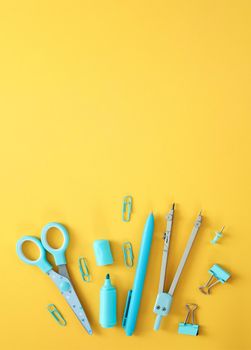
xmin=122 ymin=290 xmax=132 ymax=328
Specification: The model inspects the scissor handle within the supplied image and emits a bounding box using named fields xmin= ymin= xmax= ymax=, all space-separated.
xmin=16 ymin=236 xmax=53 ymax=273
xmin=41 ymin=222 xmax=69 ymax=266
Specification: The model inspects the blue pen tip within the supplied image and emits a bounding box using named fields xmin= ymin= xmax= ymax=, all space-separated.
xmin=106 ymin=274 xmax=110 ymax=279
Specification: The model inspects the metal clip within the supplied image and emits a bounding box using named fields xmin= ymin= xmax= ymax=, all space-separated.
xmin=122 ymin=242 xmax=134 ymax=268
xmin=199 ymin=264 xmax=231 ymax=294
xmin=78 ymin=257 xmax=91 ymax=282
xmin=47 ymin=304 xmax=67 ymax=326
xmin=122 ymin=196 xmax=133 ymax=222
xmin=178 ymin=304 xmax=199 ymax=336
xmin=211 ymin=226 xmax=224 ymax=244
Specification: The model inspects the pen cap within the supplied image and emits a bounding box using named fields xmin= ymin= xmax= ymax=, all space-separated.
xmin=93 ymin=240 xmax=114 ymax=266
xmin=100 ymin=274 xmax=117 ymax=328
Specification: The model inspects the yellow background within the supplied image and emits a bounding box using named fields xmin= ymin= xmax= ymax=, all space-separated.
xmin=0 ymin=1 xmax=250 ymax=349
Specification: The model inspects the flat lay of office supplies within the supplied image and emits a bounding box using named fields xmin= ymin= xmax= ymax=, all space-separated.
xmin=122 ymin=213 xmax=154 ymax=336
xmin=16 ymin=205 xmax=233 ymax=337
xmin=211 ymin=226 xmax=224 ymax=244
xmin=16 ymin=222 xmax=93 ymax=335
xmin=122 ymin=241 xmax=134 ymax=268
xmin=78 ymin=257 xmax=91 ymax=282
xmin=100 ymin=274 xmax=117 ymax=328
xmin=122 ymin=195 xmax=133 ymax=222
xmin=93 ymin=239 xmax=114 ymax=266
xmin=178 ymin=304 xmax=199 ymax=336
xmin=199 ymin=264 xmax=231 ymax=295
xmin=47 ymin=304 xmax=67 ymax=327
xmin=153 ymin=209 xmax=202 ymax=331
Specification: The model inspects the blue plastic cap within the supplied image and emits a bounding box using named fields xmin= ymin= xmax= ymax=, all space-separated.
xmin=93 ymin=240 xmax=114 ymax=266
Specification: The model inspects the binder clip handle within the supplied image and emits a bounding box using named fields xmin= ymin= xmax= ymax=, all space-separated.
xmin=185 ymin=304 xmax=198 ymax=324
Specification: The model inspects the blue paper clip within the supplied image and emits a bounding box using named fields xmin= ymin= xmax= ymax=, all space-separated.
xmin=122 ymin=242 xmax=134 ymax=268
xmin=178 ymin=304 xmax=199 ymax=336
xmin=122 ymin=196 xmax=133 ymax=222
xmin=47 ymin=304 xmax=67 ymax=326
xmin=78 ymin=257 xmax=91 ymax=282
xmin=199 ymin=264 xmax=231 ymax=294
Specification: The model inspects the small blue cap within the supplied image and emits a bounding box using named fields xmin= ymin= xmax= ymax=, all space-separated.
xmin=93 ymin=240 xmax=114 ymax=266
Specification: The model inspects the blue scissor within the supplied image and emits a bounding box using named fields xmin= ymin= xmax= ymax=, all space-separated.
xmin=16 ymin=222 xmax=93 ymax=335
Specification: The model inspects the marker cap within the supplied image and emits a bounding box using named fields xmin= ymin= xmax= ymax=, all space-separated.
xmin=93 ymin=240 xmax=114 ymax=266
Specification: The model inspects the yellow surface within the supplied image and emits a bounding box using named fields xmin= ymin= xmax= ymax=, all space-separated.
xmin=0 ymin=1 xmax=250 ymax=349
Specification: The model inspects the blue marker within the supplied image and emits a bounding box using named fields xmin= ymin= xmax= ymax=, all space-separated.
xmin=122 ymin=213 xmax=154 ymax=336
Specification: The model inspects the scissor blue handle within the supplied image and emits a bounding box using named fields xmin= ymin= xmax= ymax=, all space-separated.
xmin=16 ymin=236 xmax=53 ymax=273
xmin=41 ymin=222 xmax=69 ymax=266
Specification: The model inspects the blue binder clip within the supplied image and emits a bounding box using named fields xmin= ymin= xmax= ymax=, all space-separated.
xmin=199 ymin=264 xmax=231 ymax=294
xmin=178 ymin=304 xmax=199 ymax=336
xmin=122 ymin=196 xmax=133 ymax=222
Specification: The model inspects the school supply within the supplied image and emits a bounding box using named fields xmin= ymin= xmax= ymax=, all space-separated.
xmin=153 ymin=209 xmax=202 ymax=331
xmin=47 ymin=304 xmax=67 ymax=326
xmin=122 ymin=213 xmax=154 ymax=336
xmin=122 ymin=196 xmax=133 ymax=222
xmin=78 ymin=257 xmax=91 ymax=282
xmin=93 ymin=239 xmax=114 ymax=266
xmin=199 ymin=264 xmax=231 ymax=294
xmin=100 ymin=274 xmax=117 ymax=328
xmin=122 ymin=241 xmax=134 ymax=268
xmin=16 ymin=222 xmax=93 ymax=335
xmin=211 ymin=227 xmax=224 ymax=244
xmin=178 ymin=304 xmax=199 ymax=336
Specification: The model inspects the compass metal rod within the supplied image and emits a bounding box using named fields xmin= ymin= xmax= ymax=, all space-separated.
xmin=168 ymin=212 xmax=202 ymax=296
xmin=158 ymin=204 xmax=175 ymax=293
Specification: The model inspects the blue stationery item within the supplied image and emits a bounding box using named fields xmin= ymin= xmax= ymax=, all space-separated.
xmin=47 ymin=304 xmax=67 ymax=326
xmin=93 ymin=239 xmax=114 ymax=266
xmin=122 ymin=196 xmax=133 ymax=222
xmin=122 ymin=241 xmax=134 ymax=268
xmin=211 ymin=226 xmax=224 ymax=244
xmin=153 ymin=209 xmax=202 ymax=331
xmin=199 ymin=264 xmax=231 ymax=294
xmin=99 ymin=274 xmax=117 ymax=328
xmin=122 ymin=213 xmax=154 ymax=336
xmin=178 ymin=304 xmax=199 ymax=336
xmin=78 ymin=257 xmax=91 ymax=282
xmin=16 ymin=222 xmax=93 ymax=335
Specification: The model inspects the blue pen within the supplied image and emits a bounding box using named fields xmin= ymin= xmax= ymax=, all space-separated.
xmin=122 ymin=213 xmax=154 ymax=336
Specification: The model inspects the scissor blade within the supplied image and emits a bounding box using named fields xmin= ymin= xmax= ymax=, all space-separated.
xmin=48 ymin=270 xmax=93 ymax=335
xmin=58 ymin=264 xmax=70 ymax=279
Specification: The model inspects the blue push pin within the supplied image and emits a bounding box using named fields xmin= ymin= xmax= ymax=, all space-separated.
xmin=178 ymin=304 xmax=199 ymax=336
xmin=199 ymin=264 xmax=231 ymax=295
xmin=211 ymin=226 xmax=224 ymax=244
